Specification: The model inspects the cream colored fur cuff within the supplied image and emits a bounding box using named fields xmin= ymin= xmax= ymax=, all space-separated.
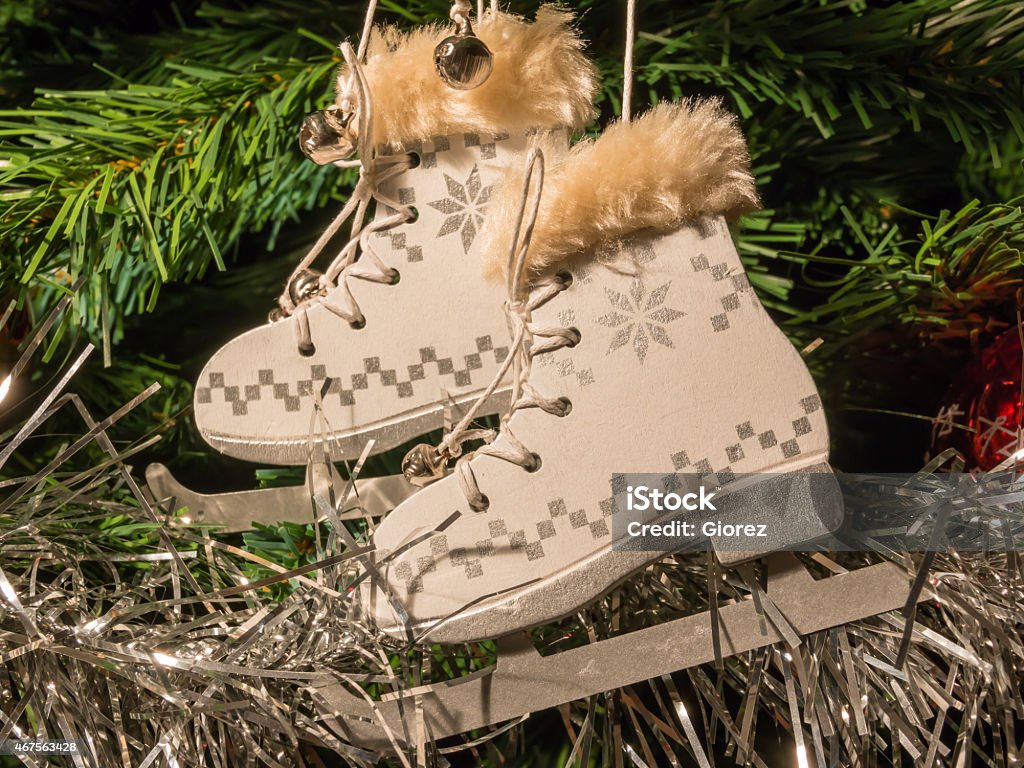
xmin=340 ymin=6 xmax=599 ymax=150
xmin=481 ymin=99 xmax=762 ymax=281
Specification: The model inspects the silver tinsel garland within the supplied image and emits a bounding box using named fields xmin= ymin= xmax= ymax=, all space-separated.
xmin=1 ymin=342 xmax=1022 ymax=766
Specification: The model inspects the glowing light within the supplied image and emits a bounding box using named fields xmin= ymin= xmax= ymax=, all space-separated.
xmin=178 ymin=515 xmax=192 ymax=525
xmin=152 ymin=652 xmax=180 ymax=668
xmin=0 ymin=374 xmax=10 ymax=405
xmin=796 ymin=745 xmax=809 ymax=768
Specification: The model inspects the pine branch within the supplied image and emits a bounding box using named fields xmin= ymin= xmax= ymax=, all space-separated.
xmin=627 ymin=0 xmax=1023 ymax=153
xmin=781 ymin=195 xmax=1024 ymax=346
xmin=0 ymin=3 xmax=362 ymax=350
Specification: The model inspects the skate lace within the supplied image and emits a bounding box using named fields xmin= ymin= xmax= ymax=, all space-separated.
xmin=274 ymin=41 xmax=416 ymax=356
xmin=429 ymin=148 xmax=579 ymax=511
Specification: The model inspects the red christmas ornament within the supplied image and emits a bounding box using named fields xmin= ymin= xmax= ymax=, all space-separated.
xmin=932 ymin=327 xmax=1024 ymax=470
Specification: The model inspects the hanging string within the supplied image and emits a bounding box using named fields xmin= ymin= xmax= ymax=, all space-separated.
xmin=357 ymin=0 xmax=379 ymax=61
xmin=623 ymin=0 xmax=637 ymax=123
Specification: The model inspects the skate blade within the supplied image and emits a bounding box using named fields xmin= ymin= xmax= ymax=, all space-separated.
xmin=314 ymin=553 xmax=916 ymax=752
xmin=145 ymin=463 xmax=414 ymax=532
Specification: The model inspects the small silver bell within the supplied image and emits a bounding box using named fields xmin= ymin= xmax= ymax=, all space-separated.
xmin=288 ymin=269 xmax=325 ymax=306
xmin=299 ymin=106 xmax=357 ymax=164
xmin=402 ymin=444 xmax=448 ymax=487
xmin=434 ymin=19 xmax=493 ymax=91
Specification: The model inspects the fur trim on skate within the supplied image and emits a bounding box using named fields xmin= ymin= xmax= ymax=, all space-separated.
xmin=481 ymin=99 xmax=762 ymax=281
xmin=340 ymin=6 xmax=599 ymax=149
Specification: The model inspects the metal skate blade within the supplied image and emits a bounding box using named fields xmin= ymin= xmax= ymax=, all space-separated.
xmin=145 ymin=463 xmax=414 ymax=532
xmin=314 ymin=553 xmax=918 ymax=753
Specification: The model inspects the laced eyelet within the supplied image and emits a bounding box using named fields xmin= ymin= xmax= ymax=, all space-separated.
xmin=566 ymin=327 xmax=581 ymax=348
xmin=406 ymin=151 xmax=421 ymax=169
xmin=557 ymin=397 xmax=573 ymax=417
xmin=556 ymin=270 xmax=574 ymax=289
xmin=525 ymin=453 xmax=542 ymax=473
xmin=406 ymin=206 xmax=420 ymax=223
xmin=349 ymin=316 xmax=366 ymax=330
xmin=471 ymin=494 xmax=490 ymax=512
xmin=298 ymin=340 xmax=316 ymax=357
xmin=387 ymin=268 xmax=401 ymax=285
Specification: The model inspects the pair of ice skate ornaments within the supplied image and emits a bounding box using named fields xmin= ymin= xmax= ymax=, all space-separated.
xmin=149 ymin=6 xmax=838 ymax=645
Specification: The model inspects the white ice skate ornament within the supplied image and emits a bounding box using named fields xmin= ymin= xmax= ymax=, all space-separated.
xmin=192 ymin=7 xmax=596 ymax=466
xmin=316 ymin=145 xmax=917 ymax=753
xmin=148 ymin=7 xmax=599 ymax=528
xmin=149 ymin=7 xmax=598 ymax=536
xmin=363 ymin=104 xmax=842 ymax=642
xmin=150 ymin=9 xmax=598 ymax=528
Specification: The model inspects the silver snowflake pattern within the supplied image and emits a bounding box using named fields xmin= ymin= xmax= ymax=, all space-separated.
xmin=597 ymin=279 xmax=686 ymax=363
xmin=427 ymin=165 xmax=492 ymax=253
